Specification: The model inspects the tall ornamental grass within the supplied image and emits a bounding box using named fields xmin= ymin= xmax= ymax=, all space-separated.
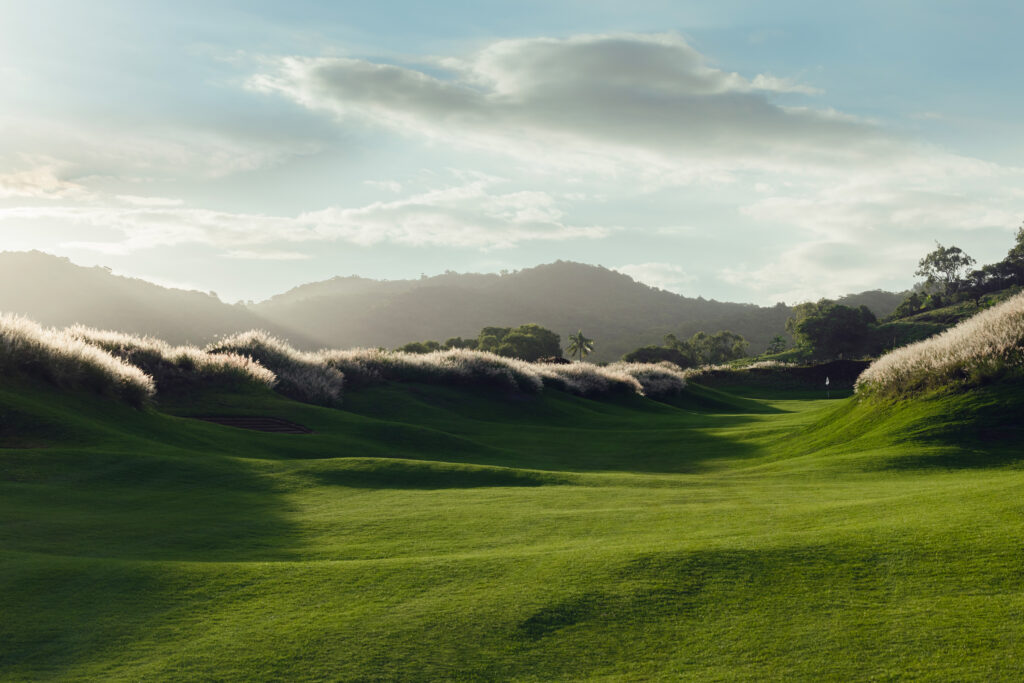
xmin=207 ymin=331 xmax=344 ymax=406
xmin=321 ymin=347 xmax=544 ymax=394
xmin=533 ymin=362 xmax=642 ymax=397
xmin=321 ymin=347 xmax=685 ymax=399
xmin=856 ymin=291 xmax=1024 ymax=397
xmin=1 ymin=314 xmax=691 ymax=405
xmin=0 ymin=314 xmax=155 ymax=406
xmin=607 ymin=362 xmax=689 ymax=399
xmin=68 ymin=326 xmax=277 ymax=395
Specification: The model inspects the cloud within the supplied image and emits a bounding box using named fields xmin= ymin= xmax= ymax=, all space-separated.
xmin=0 ymin=158 xmax=94 ymax=201
xmin=615 ymin=262 xmax=696 ymax=293
xmin=719 ymin=240 xmax=911 ymax=304
xmin=741 ymin=155 xmax=1022 ymax=241
xmin=299 ymin=179 xmax=610 ymax=248
xmin=226 ymin=249 xmax=312 ymax=261
xmin=249 ymin=33 xmax=882 ymax=173
xmin=0 ymin=116 xmax=323 ymax=183
xmin=115 ymin=194 xmax=186 ymax=207
xmin=364 ymin=179 xmax=403 ymax=192
xmin=728 ymin=152 xmax=1024 ymax=302
xmin=0 ymin=179 xmax=610 ymax=254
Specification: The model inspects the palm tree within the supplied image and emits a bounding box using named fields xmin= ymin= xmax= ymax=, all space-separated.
xmin=566 ymin=330 xmax=594 ymax=363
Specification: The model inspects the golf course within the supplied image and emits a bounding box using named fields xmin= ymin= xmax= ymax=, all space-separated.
xmin=4 ymin=355 xmax=1024 ymax=679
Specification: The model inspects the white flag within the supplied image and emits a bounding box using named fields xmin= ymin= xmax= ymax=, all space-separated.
xmin=825 ymin=376 xmax=830 ymax=386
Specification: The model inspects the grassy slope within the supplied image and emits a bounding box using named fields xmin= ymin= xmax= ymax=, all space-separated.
xmin=3 ymin=378 xmax=1024 ymax=680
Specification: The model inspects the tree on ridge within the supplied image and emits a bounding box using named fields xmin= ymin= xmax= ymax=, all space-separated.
xmin=567 ymin=330 xmax=594 ymax=363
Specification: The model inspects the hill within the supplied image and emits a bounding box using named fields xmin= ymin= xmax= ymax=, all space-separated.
xmin=252 ymin=261 xmax=802 ymax=360
xmin=0 ymin=251 xmax=317 ymax=347
xmin=0 ymin=252 xmax=909 ymax=361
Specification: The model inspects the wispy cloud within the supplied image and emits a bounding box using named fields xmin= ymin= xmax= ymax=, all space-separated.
xmin=0 ymin=178 xmax=611 ymax=254
xmin=0 ymin=116 xmax=323 ymax=183
xmin=0 ymin=157 xmax=94 ymax=201
xmin=225 ymin=249 xmax=312 ymax=261
xmin=115 ymin=195 xmax=186 ymax=207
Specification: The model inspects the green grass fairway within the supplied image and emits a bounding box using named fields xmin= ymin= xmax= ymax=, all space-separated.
xmin=3 ymin=377 xmax=1024 ymax=680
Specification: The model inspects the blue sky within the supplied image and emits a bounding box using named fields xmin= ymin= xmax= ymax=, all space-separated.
xmin=1 ymin=1 xmax=1021 ymax=303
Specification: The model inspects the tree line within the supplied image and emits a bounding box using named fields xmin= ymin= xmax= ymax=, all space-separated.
xmin=778 ymin=222 xmax=1024 ymax=360
xmin=392 ymin=224 xmax=1024 ymax=366
xmin=894 ymin=223 xmax=1024 ymax=315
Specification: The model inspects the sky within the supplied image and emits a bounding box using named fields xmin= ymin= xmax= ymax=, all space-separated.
xmin=1 ymin=0 xmax=1021 ymax=305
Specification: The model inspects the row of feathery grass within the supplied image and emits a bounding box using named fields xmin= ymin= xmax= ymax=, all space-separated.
xmin=0 ymin=317 xmax=690 ymax=407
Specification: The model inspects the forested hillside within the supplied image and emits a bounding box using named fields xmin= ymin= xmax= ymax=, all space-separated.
xmin=254 ymin=261 xmax=862 ymax=360
xmin=0 ymin=252 xmax=907 ymax=362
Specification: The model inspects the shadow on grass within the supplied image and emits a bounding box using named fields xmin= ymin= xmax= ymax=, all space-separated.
xmin=868 ymin=382 xmax=1024 ymax=471
xmin=301 ymin=458 xmax=571 ymax=489
xmin=659 ymin=384 xmax=788 ymax=414
xmin=882 ymin=447 xmax=1024 ymax=471
xmin=0 ymin=379 xmax=302 ymax=564
xmin=338 ymin=383 xmax=775 ymax=475
xmin=0 ymin=380 xmax=313 ymax=679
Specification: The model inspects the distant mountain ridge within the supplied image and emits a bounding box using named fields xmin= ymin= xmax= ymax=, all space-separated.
xmin=0 ymin=251 xmax=318 ymax=347
xmin=0 ymin=252 xmax=908 ymax=361
xmin=251 ymin=261 xmax=907 ymax=361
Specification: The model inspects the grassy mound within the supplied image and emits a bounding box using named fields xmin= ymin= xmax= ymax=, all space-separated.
xmin=69 ymin=326 xmax=276 ymax=396
xmin=208 ymin=331 xmax=345 ymax=406
xmin=0 ymin=314 xmax=154 ymax=406
xmin=857 ymin=291 xmax=1024 ymax=397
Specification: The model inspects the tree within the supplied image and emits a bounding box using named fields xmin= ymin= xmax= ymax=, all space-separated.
xmin=475 ymin=324 xmax=561 ymax=361
xmin=891 ymin=291 xmax=925 ymax=319
xmin=443 ymin=337 xmax=478 ymax=350
xmin=495 ymin=324 xmax=562 ymax=362
xmin=786 ymin=300 xmax=830 ymax=337
xmin=566 ymin=330 xmax=594 ymax=363
xmin=1006 ymin=222 xmax=1024 ymax=265
xmin=622 ymin=345 xmax=696 ymax=367
xmin=915 ymin=242 xmax=976 ymax=295
xmin=477 ymin=327 xmax=512 ymax=353
xmin=790 ymin=304 xmax=876 ymax=359
xmin=765 ymin=335 xmax=788 ymax=355
xmin=396 ymin=340 xmax=441 ymax=354
xmin=704 ymin=330 xmax=749 ymax=363
xmin=683 ymin=330 xmax=748 ymax=364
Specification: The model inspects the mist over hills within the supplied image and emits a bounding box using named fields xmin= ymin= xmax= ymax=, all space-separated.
xmin=0 ymin=252 xmax=906 ymax=361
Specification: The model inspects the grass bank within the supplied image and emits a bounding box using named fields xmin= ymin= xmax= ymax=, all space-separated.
xmin=2 ymin=376 xmax=1024 ymax=679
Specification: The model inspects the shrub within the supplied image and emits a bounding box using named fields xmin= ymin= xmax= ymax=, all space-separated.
xmin=207 ymin=331 xmax=344 ymax=406
xmin=856 ymin=291 xmax=1024 ymax=397
xmin=68 ymin=326 xmax=276 ymax=395
xmin=607 ymin=361 xmax=688 ymax=399
xmin=0 ymin=314 xmax=155 ymax=406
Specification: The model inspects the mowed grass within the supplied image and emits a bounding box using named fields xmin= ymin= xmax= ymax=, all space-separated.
xmin=3 ymin=376 xmax=1024 ymax=680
